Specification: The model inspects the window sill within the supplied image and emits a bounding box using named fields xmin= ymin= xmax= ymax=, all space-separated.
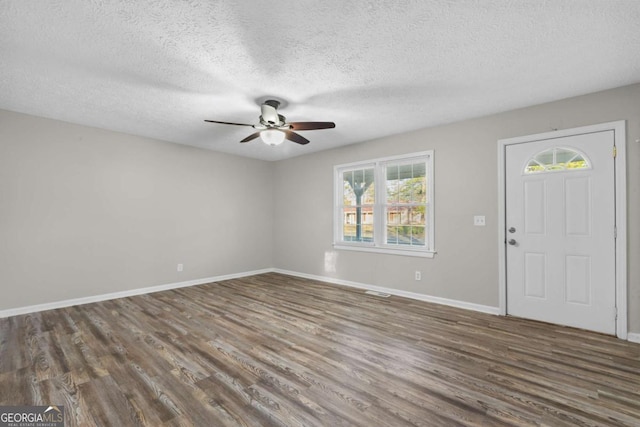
xmin=333 ymin=244 xmax=436 ymax=258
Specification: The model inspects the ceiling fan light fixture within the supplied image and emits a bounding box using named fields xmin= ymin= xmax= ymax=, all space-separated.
xmin=260 ymin=129 xmax=285 ymax=146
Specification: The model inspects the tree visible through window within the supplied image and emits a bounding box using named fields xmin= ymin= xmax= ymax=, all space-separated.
xmin=385 ymin=162 xmax=427 ymax=246
xmin=342 ymin=168 xmax=375 ymax=242
xmin=335 ymin=151 xmax=434 ymax=257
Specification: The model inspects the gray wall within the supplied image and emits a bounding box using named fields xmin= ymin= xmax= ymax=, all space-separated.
xmin=0 ymin=109 xmax=274 ymax=310
xmin=1 ymin=84 xmax=638 ymax=334
xmin=273 ymin=84 xmax=640 ymax=332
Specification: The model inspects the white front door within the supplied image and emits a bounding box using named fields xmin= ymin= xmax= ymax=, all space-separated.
xmin=505 ymin=130 xmax=616 ymax=334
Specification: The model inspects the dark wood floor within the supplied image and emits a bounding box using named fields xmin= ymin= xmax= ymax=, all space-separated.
xmin=1 ymin=273 xmax=639 ymax=426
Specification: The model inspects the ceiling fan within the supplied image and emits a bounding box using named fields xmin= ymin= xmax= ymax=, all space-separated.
xmin=204 ymin=100 xmax=335 ymax=146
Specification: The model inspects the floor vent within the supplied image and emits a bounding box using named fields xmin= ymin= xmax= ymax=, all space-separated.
xmin=365 ymin=290 xmax=391 ymax=298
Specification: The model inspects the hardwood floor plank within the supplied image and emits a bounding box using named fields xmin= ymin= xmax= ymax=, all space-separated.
xmin=0 ymin=319 xmax=31 ymax=374
xmin=0 ymin=366 xmax=35 ymax=404
xmin=49 ymin=371 xmax=94 ymax=426
xmin=1 ymin=272 xmax=639 ymax=426
xmin=196 ymin=374 xmax=282 ymax=427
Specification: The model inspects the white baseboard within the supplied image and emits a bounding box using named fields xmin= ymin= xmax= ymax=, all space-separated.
xmin=0 ymin=268 xmax=273 ymax=319
xmin=4 ymin=267 xmax=633 ymax=341
xmin=273 ymin=268 xmax=501 ymax=316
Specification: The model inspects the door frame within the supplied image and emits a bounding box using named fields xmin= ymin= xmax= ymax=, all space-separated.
xmin=497 ymin=121 xmax=627 ymax=339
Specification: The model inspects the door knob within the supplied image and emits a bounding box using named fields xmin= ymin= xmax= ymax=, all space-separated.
xmin=508 ymin=239 xmax=517 ymax=246
xmin=508 ymin=227 xmax=516 ymax=233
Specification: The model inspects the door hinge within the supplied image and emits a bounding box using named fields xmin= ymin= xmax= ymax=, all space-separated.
xmin=614 ymin=307 xmax=618 ymax=320
xmin=614 ymin=226 xmax=617 ymax=239
xmin=613 ymin=146 xmax=617 ymax=157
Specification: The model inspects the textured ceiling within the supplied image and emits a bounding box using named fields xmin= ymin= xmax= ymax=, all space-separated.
xmin=1 ymin=1 xmax=639 ymax=161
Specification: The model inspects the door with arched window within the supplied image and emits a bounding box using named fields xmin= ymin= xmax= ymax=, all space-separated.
xmin=505 ymin=130 xmax=616 ymax=334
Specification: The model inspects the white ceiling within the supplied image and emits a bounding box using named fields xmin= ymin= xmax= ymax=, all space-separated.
xmin=1 ymin=1 xmax=639 ymax=161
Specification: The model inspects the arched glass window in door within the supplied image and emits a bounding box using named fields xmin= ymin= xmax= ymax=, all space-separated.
xmin=524 ymin=147 xmax=591 ymax=174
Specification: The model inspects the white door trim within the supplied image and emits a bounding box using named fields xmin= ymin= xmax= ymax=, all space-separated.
xmin=497 ymin=121 xmax=627 ymax=339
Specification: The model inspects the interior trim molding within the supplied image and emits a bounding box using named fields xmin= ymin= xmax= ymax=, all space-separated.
xmin=0 ymin=268 xmax=273 ymax=319
xmin=273 ymin=268 xmax=501 ymax=315
xmin=628 ymin=333 xmax=640 ymax=344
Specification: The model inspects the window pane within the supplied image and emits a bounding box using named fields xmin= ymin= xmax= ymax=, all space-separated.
xmin=386 ymin=162 xmax=427 ymax=204
xmin=386 ymin=165 xmax=399 ymax=181
xmin=386 ymin=165 xmax=399 ymax=203
xmin=384 ymin=161 xmax=428 ymax=247
xmin=386 ymin=226 xmax=398 ymax=244
xmin=410 ymin=207 xmax=425 ymax=225
xmin=398 ymin=164 xmax=413 ymax=203
xmin=387 ymin=207 xmax=401 ymax=225
xmin=343 ymin=207 xmax=356 ymax=240
xmin=412 ymin=183 xmax=425 ymax=203
xmin=526 ymin=160 xmax=544 ymax=173
xmin=384 ymin=207 xmax=427 ymax=247
xmin=343 ymin=224 xmax=356 ymax=240
xmin=396 ymin=207 xmax=409 ymax=225
xmin=534 ymin=150 xmax=554 ymax=166
xmin=555 ymin=148 xmax=576 ymax=163
xmin=412 ymin=162 xmax=426 ymax=177
xmin=363 ymin=181 xmax=375 ymax=204
xmin=342 ymin=206 xmax=373 ymax=243
xmin=411 ymin=164 xmax=426 ymax=203
xmin=343 ymin=177 xmax=356 ymax=205
xmin=343 ymin=168 xmax=374 ymax=205
xmin=525 ymin=148 xmax=590 ymax=174
xmin=362 ymin=224 xmax=374 ymax=241
xmin=399 ymin=163 xmax=413 ymax=179
xmin=411 ymin=226 xmax=425 ymax=246
xmin=567 ymin=157 xmax=587 ymax=169
xmin=397 ymin=179 xmax=411 ymax=203
xmin=397 ymin=225 xmax=412 ymax=245
xmin=399 ymin=226 xmax=426 ymax=246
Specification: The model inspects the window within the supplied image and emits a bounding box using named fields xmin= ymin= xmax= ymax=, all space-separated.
xmin=334 ymin=151 xmax=434 ymax=257
xmin=524 ymin=147 xmax=591 ymax=174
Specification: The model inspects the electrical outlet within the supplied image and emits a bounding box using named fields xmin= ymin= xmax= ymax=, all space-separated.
xmin=415 ymin=271 xmax=421 ymax=281
xmin=474 ymin=215 xmax=486 ymax=226
xmin=177 ymin=263 xmax=183 ymax=272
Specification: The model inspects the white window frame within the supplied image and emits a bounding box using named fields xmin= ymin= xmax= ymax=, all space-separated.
xmin=333 ymin=151 xmax=435 ymax=258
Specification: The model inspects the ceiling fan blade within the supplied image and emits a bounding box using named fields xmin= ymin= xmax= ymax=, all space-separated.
xmin=260 ymin=100 xmax=280 ymax=125
xmin=284 ymin=130 xmax=310 ymax=145
xmin=240 ymin=132 xmax=261 ymax=143
xmin=204 ymin=120 xmax=254 ymax=127
xmin=288 ymin=121 xmax=336 ymax=131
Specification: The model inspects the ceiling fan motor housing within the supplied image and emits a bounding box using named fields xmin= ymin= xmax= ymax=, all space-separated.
xmin=263 ymin=99 xmax=280 ymax=109
xmin=260 ymin=99 xmax=282 ymax=125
